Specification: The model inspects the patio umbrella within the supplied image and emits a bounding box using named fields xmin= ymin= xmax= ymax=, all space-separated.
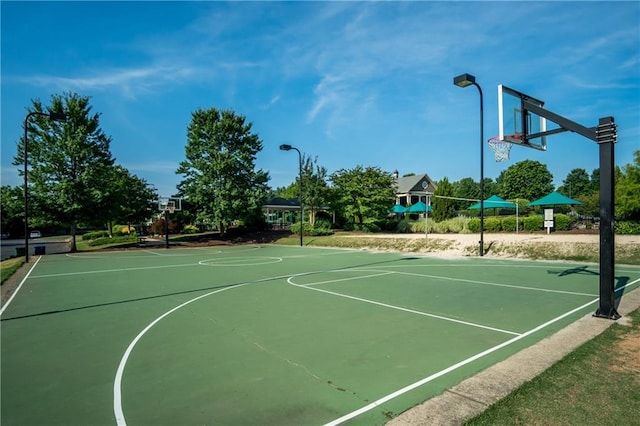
xmin=468 ymin=195 xmax=517 ymax=210
xmin=390 ymin=204 xmax=407 ymax=214
xmin=406 ymin=201 xmax=432 ymax=213
xmin=528 ymin=191 xmax=582 ymax=207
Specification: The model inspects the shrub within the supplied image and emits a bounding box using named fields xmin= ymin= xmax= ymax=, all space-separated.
xmin=553 ymin=213 xmax=573 ymax=231
xmin=615 ymin=221 xmax=640 ymax=235
xmin=523 ymin=215 xmax=544 ymax=231
xmin=468 ymin=218 xmax=480 ymax=233
xmin=501 ymin=216 xmax=520 ymax=233
xmin=484 ymin=217 xmax=502 ymax=232
xmin=396 ymin=220 xmax=414 ymax=233
xmin=87 ymin=235 xmax=137 ymax=246
xmin=82 ymin=230 xmax=109 ymax=240
xmin=182 ymin=224 xmax=199 ymax=234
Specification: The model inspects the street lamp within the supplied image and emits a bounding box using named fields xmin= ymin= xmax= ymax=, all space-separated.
xmin=279 ymin=144 xmax=303 ymax=247
xmin=23 ymin=111 xmax=67 ymax=262
xmin=454 ymin=73 xmax=484 ymax=256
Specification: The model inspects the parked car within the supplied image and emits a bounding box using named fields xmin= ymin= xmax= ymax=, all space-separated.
xmin=0 ymin=232 xmax=9 ymax=239
xmin=29 ymin=230 xmax=42 ymax=238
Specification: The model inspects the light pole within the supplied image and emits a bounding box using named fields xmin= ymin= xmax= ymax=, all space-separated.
xmin=454 ymin=73 xmax=484 ymax=256
xmin=23 ymin=111 xmax=67 ymax=262
xmin=279 ymin=144 xmax=303 ymax=247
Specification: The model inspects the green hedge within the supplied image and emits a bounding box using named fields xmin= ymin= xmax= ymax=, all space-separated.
xmin=615 ymin=221 xmax=640 ymax=235
xmin=484 ymin=217 xmax=501 ymax=232
xmin=553 ymin=213 xmax=573 ymax=231
xmin=523 ymin=215 xmax=544 ymax=231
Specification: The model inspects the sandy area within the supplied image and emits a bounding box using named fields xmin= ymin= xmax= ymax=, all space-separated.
xmin=362 ymin=232 xmax=639 ymax=245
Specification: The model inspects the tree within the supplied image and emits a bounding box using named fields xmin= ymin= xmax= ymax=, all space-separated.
xmin=558 ymin=168 xmax=591 ymax=198
xmin=176 ymin=108 xmax=269 ymax=235
xmin=12 ymin=92 xmax=115 ymax=251
xmin=0 ymin=185 xmax=24 ymax=237
xmin=496 ymin=160 xmax=554 ymax=201
xmin=102 ymin=165 xmax=158 ymax=234
xmin=616 ymin=150 xmax=640 ymax=221
xmin=300 ymin=155 xmax=331 ymax=226
xmin=329 ymin=166 xmax=395 ymax=225
xmin=452 ymin=177 xmax=479 ymax=210
xmin=433 ymin=177 xmax=456 ymax=221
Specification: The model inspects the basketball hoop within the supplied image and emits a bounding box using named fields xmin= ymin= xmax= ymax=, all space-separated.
xmin=167 ymin=206 xmax=176 ymax=214
xmin=488 ymin=136 xmax=514 ymax=162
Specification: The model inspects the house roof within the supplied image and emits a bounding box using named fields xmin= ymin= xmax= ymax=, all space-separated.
xmin=263 ymin=197 xmax=300 ymax=208
xmin=396 ymin=174 xmax=437 ymax=193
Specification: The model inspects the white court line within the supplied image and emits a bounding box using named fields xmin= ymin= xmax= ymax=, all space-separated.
xmin=112 ymin=271 xmax=296 ymax=426
xmin=324 ymin=277 xmax=640 ymax=425
xmin=0 ymin=256 xmax=42 ymax=317
xmin=302 ymin=271 xmax=395 ymax=287
xmin=377 ymin=269 xmax=598 ymax=297
xmin=287 ymin=276 xmax=520 ymax=336
xmin=113 ymin=282 xmax=249 ymax=426
xmin=30 ymin=263 xmax=196 ymax=278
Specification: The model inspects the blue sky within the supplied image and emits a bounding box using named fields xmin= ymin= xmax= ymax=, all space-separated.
xmin=2 ymin=1 xmax=639 ymax=198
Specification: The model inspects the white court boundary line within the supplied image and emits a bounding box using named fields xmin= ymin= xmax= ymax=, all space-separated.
xmin=374 ymin=269 xmax=598 ymax=297
xmin=324 ymin=276 xmax=640 ymax=426
xmin=112 ymin=272 xmax=298 ymax=426
xmin=287 ymin=274 xmax=521 ymax=336
xmin=0 ymin=256 xmax=42 ymax=316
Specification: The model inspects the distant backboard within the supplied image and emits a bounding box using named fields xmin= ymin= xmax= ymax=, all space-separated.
xmin=498 ymin=84 xmax=547 ymax=151
xmin=158 ymin=197 xmax=182 ymax=213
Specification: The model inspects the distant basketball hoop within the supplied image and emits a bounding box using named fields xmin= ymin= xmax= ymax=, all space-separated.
xmin=488 ymin=135 xmax=514 ymax=162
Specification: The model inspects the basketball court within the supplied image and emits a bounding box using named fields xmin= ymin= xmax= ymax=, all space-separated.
xmin=2 ymin=245 xmax=639 ymax=425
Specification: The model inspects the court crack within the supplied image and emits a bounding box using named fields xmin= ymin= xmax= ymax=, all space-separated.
xmin=249 ymin=340 xmax=367 ymax=401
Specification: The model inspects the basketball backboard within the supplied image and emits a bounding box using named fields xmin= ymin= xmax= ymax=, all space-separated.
xmin=158 ymin=197 xmax=182 ymax=213
xmin=498 ymin=84 xmax=547 ymax=151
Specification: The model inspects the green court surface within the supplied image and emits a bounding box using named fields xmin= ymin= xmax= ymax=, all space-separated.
xmin=1 ymin=245 xmax=639 ymax=425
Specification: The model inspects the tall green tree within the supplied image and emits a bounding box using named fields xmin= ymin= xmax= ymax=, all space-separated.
xmin=12 ymin=92 xmax=115 ymax=251
xmin=102 ymin=165 xmax=158 ymax=233
xmin=300 ymin=155 xmax=331 ymax=226
xmin=496 ymin=160 xmax=554 ymax=201
xmin=176 ymin=108 xmax=269 ymax=234
xmin=329 ymin=166 xmax=394 ymax=225
xmin=616 ymin=150 xmax=640 ymax=221
xmin=0 ymin=185 xmax=24 ymax=237
xmin=558 ymin=168 xmax=591 ymax=198
xmin=433 ymin=177 xmax=456 ymax=221
xmin=452 ymin=177 xmax=479 ymax=210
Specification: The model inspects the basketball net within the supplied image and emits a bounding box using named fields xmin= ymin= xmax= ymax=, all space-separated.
xmin=167 ymin=206 xmax=176 ymax=214
xmin=488 ymin=136 xmax=513 ymax=162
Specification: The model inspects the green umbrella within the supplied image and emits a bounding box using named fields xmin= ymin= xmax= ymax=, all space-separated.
xmin=528 ymin=191 xmax=582 ymax=206
xmin=468 ymin=195 xmax=517 ymax=210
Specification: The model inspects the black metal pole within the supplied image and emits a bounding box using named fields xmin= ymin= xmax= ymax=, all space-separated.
xmin=594 ymin=116 xmax=619 ymax=319
xmin=165 ymin=211 xmax=169 ymax=249
xmin=23 ymin=114 xmax=30 ymax=263
xmin=473 ymin=82 xmax=485 ymax=257
xmin=295 ymin=148 xmax=303 ymax=247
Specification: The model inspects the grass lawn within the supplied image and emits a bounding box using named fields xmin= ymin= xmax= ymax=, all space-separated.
xmin=464 ymin=308 xmax=640 ymax=425
xmin=1 ymin=257 xmax=24 ymax=284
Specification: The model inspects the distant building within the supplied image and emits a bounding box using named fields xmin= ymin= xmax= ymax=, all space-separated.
xmin=393 ymin=170 xmax=437 ymax=206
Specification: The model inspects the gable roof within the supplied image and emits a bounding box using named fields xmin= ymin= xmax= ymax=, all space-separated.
xmin=396 ymin=174 xmax=437 ymax=193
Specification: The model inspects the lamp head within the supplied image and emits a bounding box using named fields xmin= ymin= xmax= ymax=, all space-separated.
xmin=453 ymin=73 xmax=476 ymax=88
xmin=279 ymin=144 xmax=292 ymax=151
